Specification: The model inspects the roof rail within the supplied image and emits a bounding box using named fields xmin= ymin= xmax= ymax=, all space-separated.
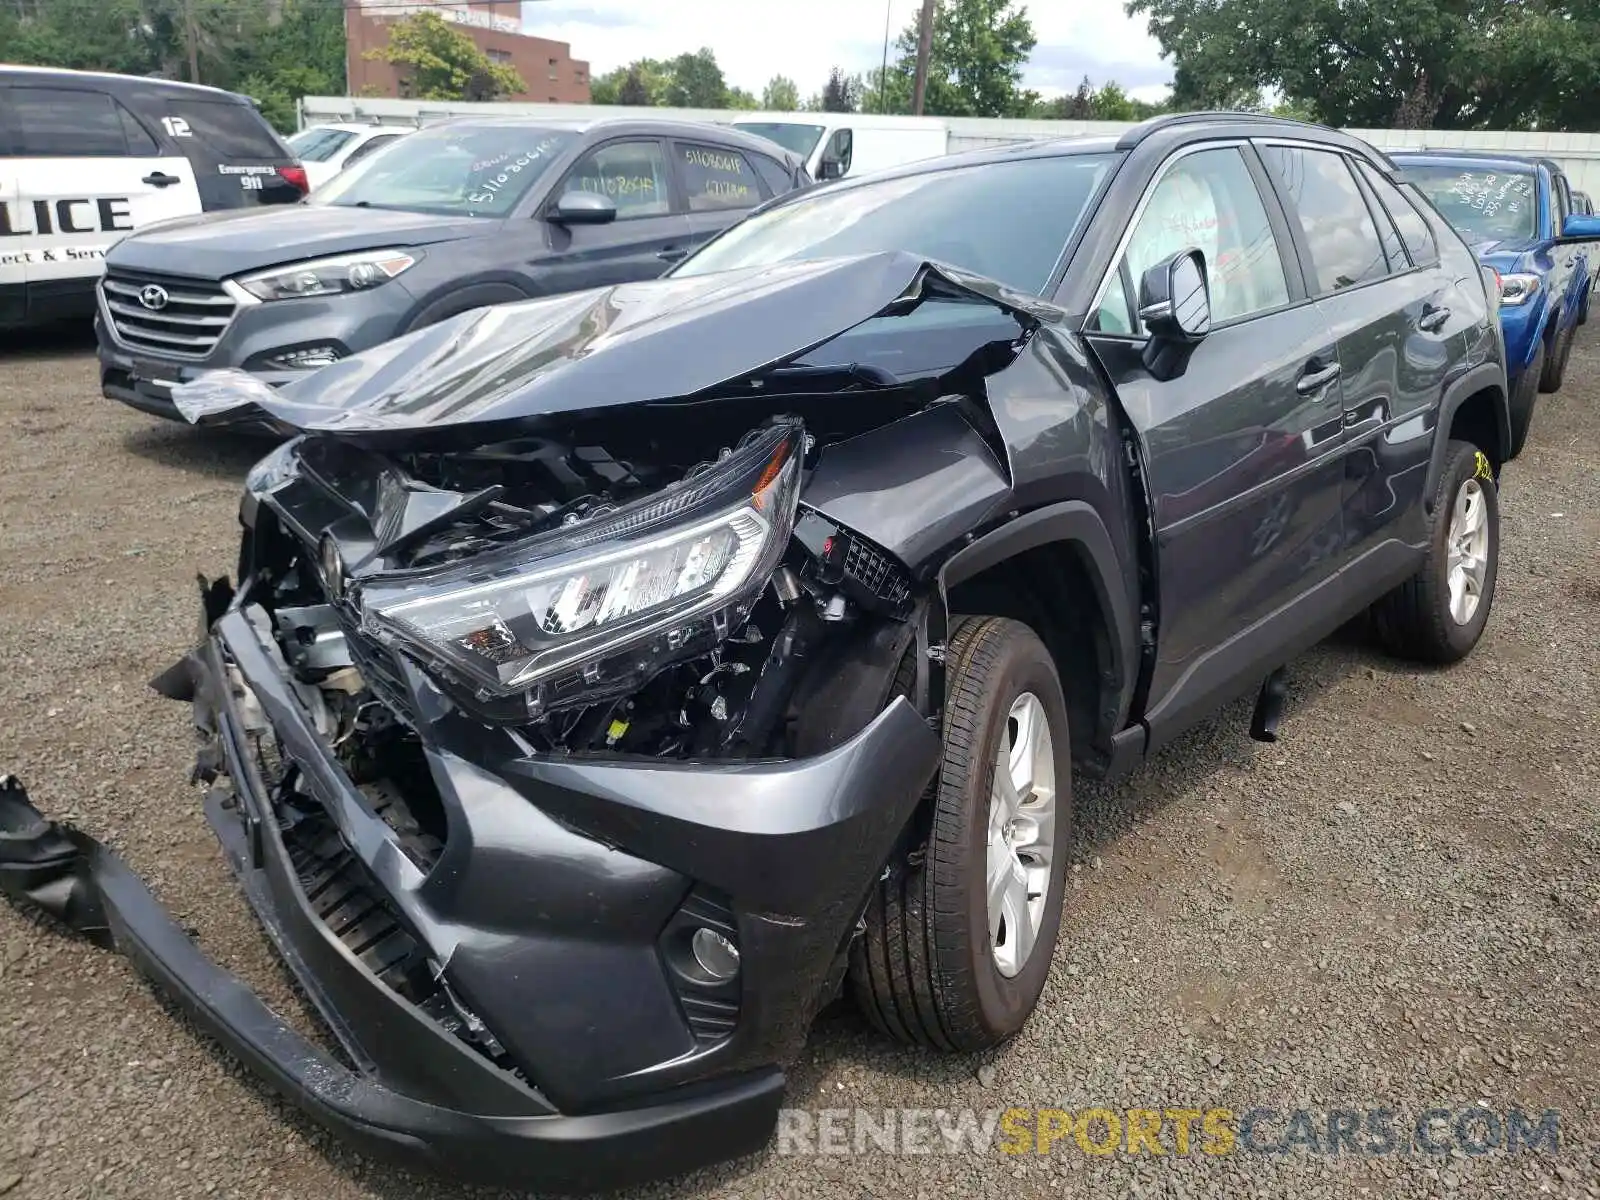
xmin=1114 ymin=110 xmax=1329 ymax=150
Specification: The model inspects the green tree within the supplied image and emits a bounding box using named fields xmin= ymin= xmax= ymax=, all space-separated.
xmin=664 ymin=47 xmax=728 ymax=108
xmin=617 ymin=65 xmax=654 ymax=105
xmin=870 ymin=0 xmax=1037 ymax=118
xmin=1128 ymin=0 xmax=1600 ymax=130
xmin=365 ymin=10 xmax=524 ymax=102
xmin=727 ymin=86 xmax=760 ymax=110
xmin=820 ymin=67 xmax=859 ymax=113
xmin=1091 ymin=81 xmax=1137 ymax=121
xmin=859 ymin=66 xmax=908 ymax=114
xmin=0 ymin=0 xmax=345 ymax=132
xmin=762 ymin=74 xmax=801 ymax=111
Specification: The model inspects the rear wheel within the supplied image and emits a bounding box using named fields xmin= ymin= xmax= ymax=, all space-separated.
xmin=1371 ymin=440 xmax=1499 ymax=664
xmin=1539 ymin=320 xmax=1572 ymax=393
xmin=849 ymin=617 xmax=1072 ymax=1050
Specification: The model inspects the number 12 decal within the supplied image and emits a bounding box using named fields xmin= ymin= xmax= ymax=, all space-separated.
xmin=162 ymin=117 xmax=193 ymax=138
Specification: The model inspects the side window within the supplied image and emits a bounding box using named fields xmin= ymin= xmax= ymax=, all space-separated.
xmin=820 ymin=128 xmax=853 ymax=178
xmin=343 ymin=134 xmax=398 ymax=167
xmin=748 ymin=153 xmax=797 ymax=196
xmin=1553 ymin=174 xmax=1572 ymax=230
xmin=561 ymin=140 xmax=672 ymax=218
xmin=1092 ymin=146 xmax=1290 ymax=334
xmin=1354 ymin=168 xmax=1406 ymax=270
xmin=9 ymin=87 xmax=130 ymax=156
xmin=117 ymin=104 xmax=159 ymax=156
xmin=675 ymin=142 xmax=762 ymax=212
xmin=162 ymin=99 xmax=288 ymax=159
xmin=1356 ymin=161 xmax=1436 ymax=266
xmin=1263 ymin=145 xmax=1388 ymax=293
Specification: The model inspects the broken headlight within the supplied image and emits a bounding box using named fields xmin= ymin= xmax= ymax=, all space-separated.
xmin=358 ymin=420 xmax=803 ymax=719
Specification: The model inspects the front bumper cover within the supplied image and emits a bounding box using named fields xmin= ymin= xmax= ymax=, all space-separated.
xmin=0 ymin=778 xmax=784 ymax=1191
xmin=1 ymin=587 xmax=940 ymax=1190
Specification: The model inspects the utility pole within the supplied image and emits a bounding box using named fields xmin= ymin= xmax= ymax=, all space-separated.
xmin=184 ymin=0 xmax=200 ymax=86
xmin=912 ymin=0 xmax=935 ymax=115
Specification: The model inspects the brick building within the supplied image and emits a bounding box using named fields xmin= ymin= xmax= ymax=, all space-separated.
xmin=345 ymin=1 xmax=591 ymax=103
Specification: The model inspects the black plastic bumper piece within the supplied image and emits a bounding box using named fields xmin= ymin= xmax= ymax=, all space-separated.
xmin=0 ymin=777 xmax=785 ymax=1192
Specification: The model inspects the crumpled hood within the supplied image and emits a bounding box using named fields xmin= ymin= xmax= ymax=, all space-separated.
xmin=107 ymin=204 xmax=488 ymax=279
xmin=172 ymin=251 xmax=1054 ymax=439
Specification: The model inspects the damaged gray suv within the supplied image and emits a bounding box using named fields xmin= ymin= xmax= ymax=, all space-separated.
xmin=2 ymin=114 xmax=1517 ymax=1190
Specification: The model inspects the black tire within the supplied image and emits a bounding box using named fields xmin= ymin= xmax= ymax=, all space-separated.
xmin=1507 ymin=338 xmax=1542 ymax=459
xmin=848 ymin=617 xmax=1072 ymax=1051
xmin=1538 ymin=319 xmax=1572 ymax=393
xmin=1371 ymin=440 xmax=1500 ymax=664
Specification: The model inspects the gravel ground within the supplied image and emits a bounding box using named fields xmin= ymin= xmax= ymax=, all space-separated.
xmin=1 ymin=323 xmax=1597 ymax=1200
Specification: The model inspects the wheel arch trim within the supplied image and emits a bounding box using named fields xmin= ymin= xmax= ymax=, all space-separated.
xmin=935 ymin=500 xmax=1139 ymax=748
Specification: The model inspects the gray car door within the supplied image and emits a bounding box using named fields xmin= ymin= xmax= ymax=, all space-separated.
xmin=1081 ymin=142 xmax=1348 ymax=744
xmin=532 ymin=137 xmax=692 ymax=295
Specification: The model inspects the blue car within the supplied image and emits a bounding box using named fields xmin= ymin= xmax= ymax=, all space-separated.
xmin=1393 ymin=151 xmax=1599 ymax=454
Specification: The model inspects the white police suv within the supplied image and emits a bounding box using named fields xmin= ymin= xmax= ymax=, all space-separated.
xmin=1 ymin=66 xmax=305 ymax=330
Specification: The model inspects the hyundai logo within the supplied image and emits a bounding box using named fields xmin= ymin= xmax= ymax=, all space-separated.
xmin=138 ymin=284 xmax=170 ymax=311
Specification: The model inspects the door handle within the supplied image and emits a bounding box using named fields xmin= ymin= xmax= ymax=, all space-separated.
xmin=1295 ymin=360 xmax=1341 ymax=395
xmin=142 ymin=172 xmax=181 ymax=187
xmin=656 ymin=247 xmax=688 ymax=263
xmin=1418 ymin=304 xmax=1451 ymax=333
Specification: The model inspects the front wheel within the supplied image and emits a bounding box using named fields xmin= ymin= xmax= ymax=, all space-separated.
xmin=1371 ymin=440 xmax=1500 ymax=663
xmin=849 ymin=617 xmax=1072 ymax=1050
xmin=1539 ymin=320 xmax=1573 ymax=393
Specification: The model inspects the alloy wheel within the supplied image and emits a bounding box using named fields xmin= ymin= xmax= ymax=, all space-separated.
xmin=986 ymin=692 xmax=1058 ymax=978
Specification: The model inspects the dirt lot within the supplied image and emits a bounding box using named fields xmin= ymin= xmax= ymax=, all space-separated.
xmin=0 ymin=324 xmax=1597 ymax=1200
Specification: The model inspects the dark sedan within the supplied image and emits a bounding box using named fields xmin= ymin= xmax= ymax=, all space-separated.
xmin=94 ymin=117 xmax=810 ymax=421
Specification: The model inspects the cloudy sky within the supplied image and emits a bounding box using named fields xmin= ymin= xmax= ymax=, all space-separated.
xmin=518 ymin=1 xmax=1173 ymax=102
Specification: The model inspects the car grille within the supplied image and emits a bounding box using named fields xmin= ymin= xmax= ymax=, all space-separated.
xmin=101 ymin=269 xmax=237 ymax=359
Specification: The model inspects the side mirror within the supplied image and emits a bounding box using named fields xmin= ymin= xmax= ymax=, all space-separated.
xmin=1137 ymin=248 xmax=1210 ymax=379
xmin=1557 ymin=212 xmax=1600 ymax=242
xmin=550 ymin=190 xmax=617 ymax=225
xmin=817 ymin=157 xmax=846 ymax=181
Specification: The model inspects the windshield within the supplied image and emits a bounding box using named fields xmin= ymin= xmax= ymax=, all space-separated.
xmin=1402 ymin=165 xmax=1538 ymax=242
xmin=733 ymin=122 xmax=826 ymax=159
xmin=675 ymin=152 xmax=1119 ymax=296
xmin=288 ymin=127 xmax=357 ymax=163
xmin=313 ymin=125 xmax=578 ymax=217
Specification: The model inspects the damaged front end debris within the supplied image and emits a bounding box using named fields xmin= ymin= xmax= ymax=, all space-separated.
xmin=1 ymin=251 xmax=1065 ymax=1190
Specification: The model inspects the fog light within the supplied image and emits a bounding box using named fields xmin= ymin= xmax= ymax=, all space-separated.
xmin=690 ymin=927 xmax=740 ymax=981
xmin=268 ymin=344 xmax=344 ymax=370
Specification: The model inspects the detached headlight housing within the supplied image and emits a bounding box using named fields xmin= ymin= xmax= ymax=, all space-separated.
xmin=1498 ymin=272 xmax=1540 ymax=307
xmin=359 ymin=419 xmax=804 ymax=721
xmin=237 ymin=249 xmax=419 ymax=301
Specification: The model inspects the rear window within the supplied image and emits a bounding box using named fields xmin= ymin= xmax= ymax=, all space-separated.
xmin=674 ymin=153 xmax=1119 ymax=297
xmin=162 ymin=98 xmax=288 ymax=160
xmin=1400 ymin=165 xmax=1537 ymax=242
xmin=733 ymin=122 xmax=826 ymax=159
xmin=5 ymin=86 xmax=139 ymax=157
xmin=288 ymin=127 xmax=357 ymax=163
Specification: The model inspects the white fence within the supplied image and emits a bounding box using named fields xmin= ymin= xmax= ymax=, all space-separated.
xmin=297 ymin=96 xmax=1600 ymax=195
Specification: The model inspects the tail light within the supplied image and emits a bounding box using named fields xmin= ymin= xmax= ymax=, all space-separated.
xmin=278 ymin=165 xmax=309 ymax=194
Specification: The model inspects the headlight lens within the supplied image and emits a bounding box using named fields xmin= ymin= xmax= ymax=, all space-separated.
xmin=1499 ymin=272 xmax=1540 ymax=306
xmin=358 ymin=420 xmax=804 ymax=719
xmin=237 ymin=249 xmax=418 ymax=301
